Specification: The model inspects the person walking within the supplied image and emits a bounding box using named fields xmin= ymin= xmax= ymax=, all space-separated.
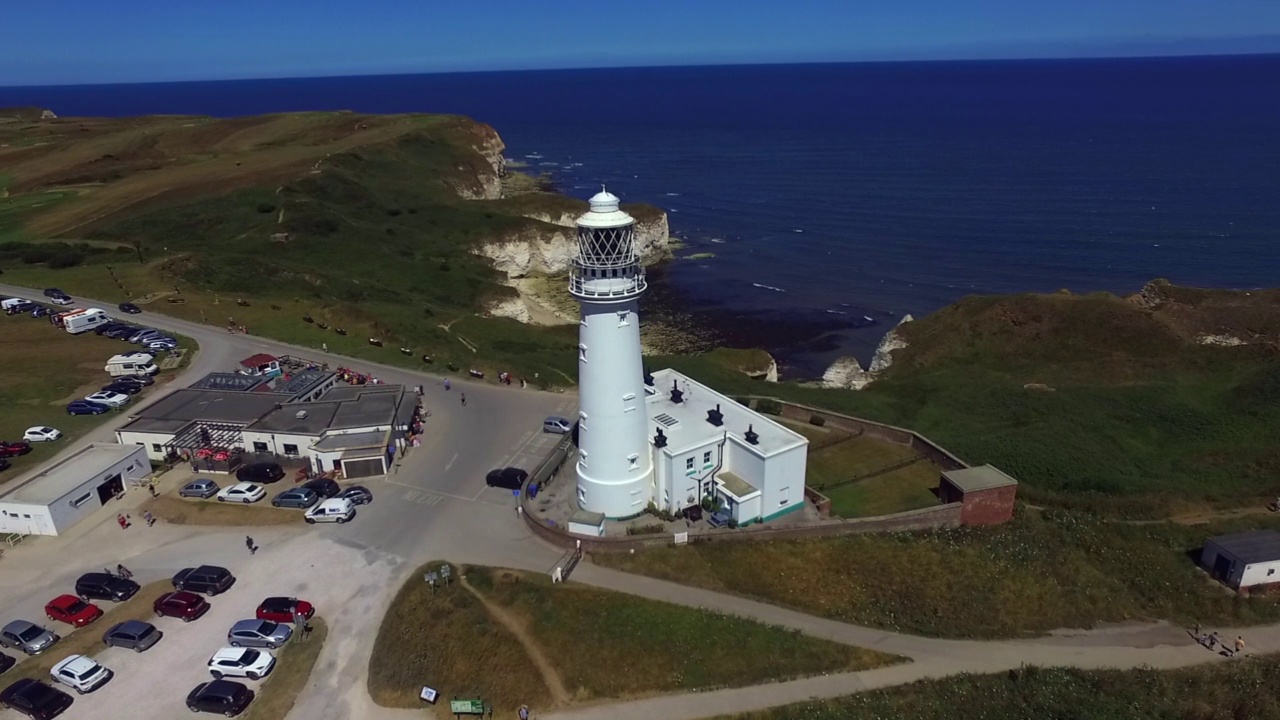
xmin=148 ymin=483 xmax=159 ymax=498
xmin=460 ymin=393 xmax=466 ymax=407
xmin=518 ymin=704 xmax=530 ymax=720
xmin=117 ymin=514 xmax=128 ymax=530
xmin=1234 ymin=636 xmax=1246 ymax=656
xmin=245 ymin=535 xmax=257 ymax=555
xmin=322 ymin=342 xmax=329 ymax=353
xmin=444 ymin=378 xmax=451 ymax=391
xmin=116 ymin=564 xmax=132 ymax=580
xmin=144 ymin=510 xmax=155 ymax=527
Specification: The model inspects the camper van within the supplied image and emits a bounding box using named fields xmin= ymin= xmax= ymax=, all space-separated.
xmin=1 ymin=297 xmax=33 ymax=313
xmin=58 ymin=308 xmax=110 ymax=334
xmin=105 ymin=352 xmax=159 ymax=377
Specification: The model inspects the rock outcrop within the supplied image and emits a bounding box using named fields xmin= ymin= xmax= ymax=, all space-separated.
xmin=483 ymin=294 xmax=531 ymax=324
xmin=473 ymin=211 xmax=671 ymax=278
xmin=449 ymin=123 xmax=506 ymax=200
xmin=821 ymin=314 xmax=915 ymax=390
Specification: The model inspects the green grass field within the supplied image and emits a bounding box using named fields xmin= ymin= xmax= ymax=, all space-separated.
xmin=594 ymin=509 xmax=1280 ymax=639
xmin=725 ymin=659 xmax=1280 ymax=720
xmin=821 ymin=460 xmax=942 ymax=518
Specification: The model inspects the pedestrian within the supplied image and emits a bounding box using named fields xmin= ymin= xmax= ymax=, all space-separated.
xmin=245 ymin=535 xmax=256 ymax=555
xmin=322 ymin=342 xmax=329 ymax=353
xmin=516 ymin=505 xmax=523 ymax=518
xmin=521 ymin=378 xmax=527 ymax=389
xmin=117 ymin=564 xmax=132 ymax=579
xmin=117 ymin=514 xmax=128 ymax=530
xmin=460 ymin=393 xmax=466 ymax=406
xmin=1235 ymin=636 xmax=1246 ymax=656
xmin=1209 ymin=631 xmax=1220 ymax=650
xmin=144 ymin=510 xmax=155 ymax=527
xmin=518 ymin=705 xmax=530 ymax=720
xmin=444 ymin=378 xmax=451 ymax=391
xmin=191 ymin=460 xmax=199 ymax=473
xmin=148 ymin=483 xmax=158 ymax=498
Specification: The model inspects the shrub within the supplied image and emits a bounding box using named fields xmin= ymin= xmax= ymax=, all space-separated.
xmin=757 ymin=399 xmax=783 ymax=415
xmin=47 ymin=250 xmax=86 ymax=269
xmin=626 ymin=523 xmax=667 ymax=536
xmin=256 ymin=202 xmax=276 ymax=213
xmin=810 ymin=414 xmax=827 ymax=427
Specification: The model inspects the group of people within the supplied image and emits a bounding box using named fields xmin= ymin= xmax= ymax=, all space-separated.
xmin=335 ymin=367 xmax=382 ymax=385
xmin=1193 ymin=625 xmax=1247 ymax=657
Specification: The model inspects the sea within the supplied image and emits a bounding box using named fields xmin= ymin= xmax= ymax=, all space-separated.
xmin=3 ymin=55 xmax=1279 ymax=378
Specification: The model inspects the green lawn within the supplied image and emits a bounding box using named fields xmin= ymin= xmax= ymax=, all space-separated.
xmin=593 ymin=509 xmax=1280 ymax=639
xmin=724 ymin=659 xmax=1280 ymax=720
xmin=821 ymin=460 xmax=941 ymax=518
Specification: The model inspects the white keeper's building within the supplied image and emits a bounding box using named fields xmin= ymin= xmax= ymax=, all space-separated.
xmin=0 ymin=443 xmax=149 ymax=536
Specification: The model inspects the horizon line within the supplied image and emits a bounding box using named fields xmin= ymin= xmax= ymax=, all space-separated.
xmin=2 ymin=50 xmax=1279 ymax=91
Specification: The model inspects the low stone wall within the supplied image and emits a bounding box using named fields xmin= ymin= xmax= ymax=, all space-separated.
xmin=522 ymin=501 xmax=963 ymax=553
xmin=804 ymin=487 xmax=832 ymax=517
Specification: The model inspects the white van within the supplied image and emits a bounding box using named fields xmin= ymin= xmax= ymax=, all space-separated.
xmin=59 ymin=308 xmax=109 ymax=334
xmin=1 ymin=297 xmax=31 ymax=311
xmin=304 ymin=498 xmax=356 ymax=524
xmin=105 ymin=352 xmax=159 ymax=377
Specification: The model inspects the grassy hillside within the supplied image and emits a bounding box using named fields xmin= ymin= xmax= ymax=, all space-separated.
xmin=0 ymin=111 xmax=601 ymax=382
xmin=655 ymin=284 xmax=1280 ymax=518
xmin=726 ymin=659 xmax=1280 ymax=720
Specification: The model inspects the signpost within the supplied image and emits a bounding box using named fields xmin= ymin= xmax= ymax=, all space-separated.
xmin=425 ymin=571 xmax=439 ymax=594
xmin=441 ymin=564 xmax=451 ymax=587
xmin=449 ymin=698 xmax=485 ymax=716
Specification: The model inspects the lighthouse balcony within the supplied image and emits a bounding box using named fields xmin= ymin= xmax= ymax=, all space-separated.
xmin=569 ymin=272 xmax=647 ymax=299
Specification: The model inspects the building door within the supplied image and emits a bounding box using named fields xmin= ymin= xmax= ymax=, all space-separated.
xmin=1212 ymin=555 xmax=1233 ymax=582
xmin=96 ymin=474 xmax=123 ymax=504
xmin=341 ymin=458 xmax=384 ymax=479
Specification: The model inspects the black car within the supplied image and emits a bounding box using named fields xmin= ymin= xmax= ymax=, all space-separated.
xmin=101 ymin=382 xmax=142 ymax=396
xmin=301 ymin=478 xmax=340 ymax=498
xmin=0 ymin=459 xmax=10 ymax=473
xmin=74 ymin=573 xmax=139 ymax=603
xmin=338 ymin=485 xmax=373 ymax=505
xmin=0 ymin=651 xmax=13 ymax=674
xmin=117 ymin=302 xmax=142 ymax=315
xmin=186 ymin=679 xmax=254 ymax=716
xmin=109 ymin=374 xmax=154 ymax=388
xmin=235 ymin=463 xmax=285 ymax=484
xmin=41 ymin=289 xmax=66 ymax=299
xmin=0 ymin=678 xmax=73 ymax=719
xmin=101 ymin=326 xmax=138 ymax=340
xmin=485 ymin=467 xmax=529 ymax=490
xmin=172 ymin=565 xmax=236 ymax=596
xmin=94 ymin=322 xmax=129 ymax=335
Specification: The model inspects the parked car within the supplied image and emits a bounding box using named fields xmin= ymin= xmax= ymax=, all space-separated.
xmin=217 ymin=482 xmax=265 ymax=504
xmin=207 ymin=648 xmax=275 ymax=680
xmin=44 ymin=596 xmax=102 ymax=628
xmin=22 ymin=427 xmax=61 ymax=443
xmin=117 ymin=302 xmax=141 ymax=315
xmin=172 ymin=565 xmax=235 ymax=596
xmin=0 ymin=678 xmax=74 ymax=719
xmin=83 ymin=391 xmax=129 ymax=408
xmin=226 ymin=619 xmax=291 ymax=649
xmin=255 ymin=597 xmax=314 ymax=624
xmin=101 ymin=326 xmax=137 ymax=340
xmin=542 ymin=416 xmax=572 ymax=434
xmin=100 ymin=382 xmax=142 ymax=396
xmin=74 ymin=573 xmax=139 ymax=603
xmin=304 ymin=497 xmax=356 ymax=524
xmin=29 ymin=307 xmax=53 ymax=319
xmin=126 ymin=329 xmax=161 ymax=344
xmin=186 ymin=679 xmax=254 ymax=716
xmin=101 ymin=620 xmax=162 ymax=653
xmin=94 ymin=322 xmax=127 ymax=335
xmin=235 ymin=463 xmax=285 ymax=484
xmin=154 ymin=591 xmax=210 ymax=622
xmin=65 ymin=400 xmax=110 ymax=416
xmin=48 ymin=296 xmax=73 ymax=306
xmin=180 ymin=478 xmax=220 ymax=499
xmin=485 ymin=467 xmax=528 ymax=490
xmin=0 ymin=652 xmax=13 ymax=675
xmin=301 ymin=478 xmax=340 ymax=498
xmin=0 ymin=459 xmax=8 ymax=473
xmin=337 ymin=485 xmax=373 ymax=505
xmin=0 ymin=441 xmax=31 ymax=459
xmin=109 ymin=373 xmax=153 ymax=387
xmin=0 ymin=622 xmax=58 ymax=656
xmin=49 ymin=655 xmax=111 ymax=695
xmin=270 ymin=488 xmax=318 ymax=509
xmin=41 ymin=289 xmax=66 ymax=299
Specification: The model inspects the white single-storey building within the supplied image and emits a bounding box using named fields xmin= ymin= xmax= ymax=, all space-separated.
xmin=0 ymin=443 xmax=149 ymax=536
xmin=641 ymin=368 xmax=808 ymax=526
xmin=1201 ymin=530 xmax=1280 ymax=591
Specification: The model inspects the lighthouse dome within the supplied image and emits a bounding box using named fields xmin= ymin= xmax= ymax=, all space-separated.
xmin=578 ymin=186 xmax=633 ymax=229
xmin=589 ymin=189 xmax=620 ymax=213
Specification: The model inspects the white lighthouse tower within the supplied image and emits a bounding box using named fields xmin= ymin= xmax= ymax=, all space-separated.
xmin=570 ymin=188 xmax=654 ymax=518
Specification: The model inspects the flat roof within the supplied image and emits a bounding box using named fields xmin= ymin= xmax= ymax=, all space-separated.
xmin=942 ymin=465 xmax=1018 ymax=492
xmin=313 ymin=430 xmax=388 ymax=451
xmin=118 ymin=417 xmax=191 ymax=434
xmin=569 ymin=509 xmax=605 ymax=526
xmin=716 ymin=470 xmax=759 ymax=499
xmin=646 ymin=369 xmax=806 ymax=457
xmin=3 ymin=444 xmax=145 ymax=505
xmin=241 ymin=353 xmax=278 ymax=368
xmin=1207 ymin=530 xmax=1280 ymax=565
xmin=247 ymin=386 xmax=405 ymax=435
xmin=271 ymin=370 xmax=334 ymax=398
xmin=133 ymin=389 xmax=291 ymax=424
xmin=188 ymin=373 xmax=267 ymax=392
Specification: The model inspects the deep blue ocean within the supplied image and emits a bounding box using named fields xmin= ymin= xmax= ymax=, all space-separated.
xmin=3 ymin=56 xmax=1279 ymax=377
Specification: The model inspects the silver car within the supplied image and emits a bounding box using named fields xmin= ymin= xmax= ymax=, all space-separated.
xmin=0 ymin=620 xmax=60 ymax=656
xmin=180 ymin=478 xmax=220 ymax=499
xmin=542 ymin=416 xmax=572 ymax=434
xmin=227 ymin=619 xmax=292 ymax=649
xmin=102 ymin=620 xmax=162 ymax=653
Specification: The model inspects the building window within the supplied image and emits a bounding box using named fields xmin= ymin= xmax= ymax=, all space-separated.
xmin=577 ymin=486 xmax=586 ymax=503
xmin=578 ymin=344 xmax=587 ymax=362
xmin=579 ymin=449 xmax=588 ymax=468
xmin=282 ymin=444 xmax=299 ymax=456
xmin=685 ymin=457 xmax=695 ymax=471
xmin=628 ymin=453 xmax=639 ymax=470
xmin=252 ymin=442 xmax=268 ymax=453
xmin=779 ymin=487 xmax=790 ymax=506
xmin=71 ymin=492 xmax=93 ymax=508
xmin=151 ymin=444 xmax=162 ymax=453
xmin=703 ymin=450 xmax=712 ymax=466
xmin=617 ymin=310 xmax=630 ymax=327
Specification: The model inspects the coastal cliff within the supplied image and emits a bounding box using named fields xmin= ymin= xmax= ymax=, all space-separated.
xmin=821 ymin=314 xmax=914 ymax=390
xmin=473 ymin=209 xmax=671 ymax=278
xmin=449 ymin=123 xmax=506 ymax=200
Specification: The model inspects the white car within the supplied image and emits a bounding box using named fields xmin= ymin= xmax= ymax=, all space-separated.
xmin=50 ymin=296 xmax=74 ymax=306
xmin=304 ymin=497 xmax=356 ymax=524
xmin=84 ymin=390 xmax=130 ymax=408
xmin=50 ymin=654 xmax=112 ymax=694
xmin=217 ymin=482 xmax=266 ymax=504
xmin=23 ymin=426 xmax=62 ymax=443
xmin=207 ymin=647 xmax=276 ymax=680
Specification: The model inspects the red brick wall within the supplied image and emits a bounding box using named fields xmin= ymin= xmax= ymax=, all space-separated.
xmin=959 ymin=485 xmax=1017 ymax=526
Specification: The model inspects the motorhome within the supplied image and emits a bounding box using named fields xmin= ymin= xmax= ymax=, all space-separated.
xmin=57 ymin=308 xmax=110 ymax=334
xmin=105 ymin=352 xmax=159 ymax=377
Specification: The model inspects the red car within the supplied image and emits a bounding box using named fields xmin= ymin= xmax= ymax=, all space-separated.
xmin=153 ymin=591 xmax=210 ymax=622
xmin=0 ymin=441 xmax=32 ymax=459
xmin=255 ymin=597 xmax=315 ymax=623
xmin=44 ymin=594 xmax=103 ymax=627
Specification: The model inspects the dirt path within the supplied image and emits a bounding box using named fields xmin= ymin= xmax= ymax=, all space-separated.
xmin=460 ymin=576 xmax=572 ymax=705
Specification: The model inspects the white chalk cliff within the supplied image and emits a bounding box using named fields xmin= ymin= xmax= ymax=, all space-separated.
xmin=821 ymin=314 xmax=915 ymax=390
xmin=473 ymin=212 xmax=671 ymax=278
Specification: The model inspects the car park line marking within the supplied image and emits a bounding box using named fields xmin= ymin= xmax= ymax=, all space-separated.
xmin=402 ymin=489 xmax=444 ymax=506
xmin=384 ymin=476 xmax=478 ymax=503
xmin=444 ymin=453 xmax=458 ymax=471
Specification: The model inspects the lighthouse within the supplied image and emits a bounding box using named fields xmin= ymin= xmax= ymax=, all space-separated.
xmin=570 ymin=188 xmax=654 ymax=518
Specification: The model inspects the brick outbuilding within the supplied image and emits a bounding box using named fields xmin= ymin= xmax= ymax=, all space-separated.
xmin=938 ymin=465 xmax=1018 ymax=526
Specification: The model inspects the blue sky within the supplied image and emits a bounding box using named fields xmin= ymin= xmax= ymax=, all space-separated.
xmin=4 ymin=0 xmax=1279 ymax=86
